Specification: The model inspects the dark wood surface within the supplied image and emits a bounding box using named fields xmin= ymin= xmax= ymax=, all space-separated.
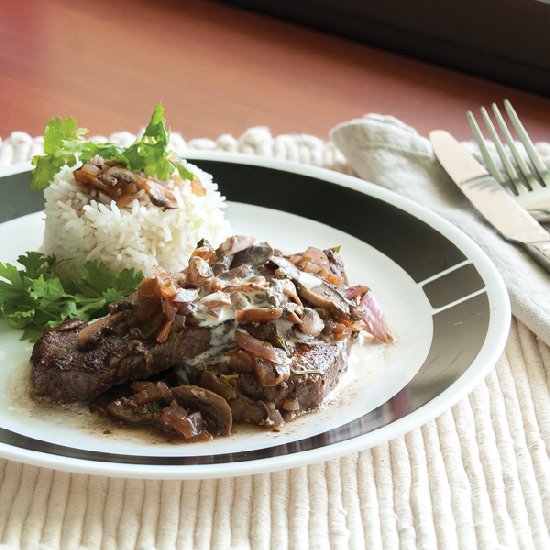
xmin=223 ymin=0 xmax=550 ymax=96
xmin=1 ymin=0 xmax=549 ymax=142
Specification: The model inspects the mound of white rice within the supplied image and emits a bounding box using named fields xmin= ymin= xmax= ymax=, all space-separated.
xmin=41 ymin=161 xmax=232 ymax=276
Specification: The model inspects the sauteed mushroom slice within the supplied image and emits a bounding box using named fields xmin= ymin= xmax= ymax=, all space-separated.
xmin=74 ymin=162 xmax=178 ymax=209
xmin=76 ymin=311 xmax=128 ymax=351
xmin=235 ymin=307 xmax=283 ymax=323
xmin=106 ymin=397 xmax=161 ymax=425
xmin=159 ymin=402 xmax=210 ymax=441
xmin=76 ymin=316 xmax=111 ymax=351
xmin=138 ymin=176 xmax=178 ymax=209
xmin=170 ymin=385 xmax=232 ymax=436
xmin=231 ymin=242 xmax=274 ymax=267
xmin=295 ymin=281 xmax=353 ymax=319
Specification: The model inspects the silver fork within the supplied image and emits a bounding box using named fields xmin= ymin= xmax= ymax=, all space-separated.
xmin=467 ymin=100 xmax=550 ymax=222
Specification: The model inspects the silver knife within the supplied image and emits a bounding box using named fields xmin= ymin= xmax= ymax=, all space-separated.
xmin=429 ymin=130 xmax=550 ymax=273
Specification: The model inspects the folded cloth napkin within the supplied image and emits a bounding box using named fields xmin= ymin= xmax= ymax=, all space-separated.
xmin=331 ymin=114 xmax=550 ymax=346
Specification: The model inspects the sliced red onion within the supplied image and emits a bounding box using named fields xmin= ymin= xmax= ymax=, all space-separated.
xmin=226 ymin=349 xmax=255 ymax=373
xmin=156 ymin=319 xmax=173 ymax=343
xmin=138 ymin=277 xmax=160 ymax=298
xmin=234 ymin=328 xmax=288 ymax=365
xmin=159 ymin=401 xmax=208 ymax=440
xmin=360 ymin=290 xmax=393 ymax=342
xmin=161 ymin=299 xmax=177 ymax=322
xmin=303 ymin=246 xmax=329 ymax=265
xmin=152 ymin=266 xmax=178 ymax=300
xmin=345 ymin=285 xmax=368 ymax=300
xmin=254 ymin=357 xmax=290 ymax=387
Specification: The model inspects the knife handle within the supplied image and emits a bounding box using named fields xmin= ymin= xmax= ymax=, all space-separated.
xmin=525 ymin=240 xmax=550 ymax=274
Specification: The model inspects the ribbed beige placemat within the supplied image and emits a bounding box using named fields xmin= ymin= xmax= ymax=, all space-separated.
xmin=0 ymin=129 xmax=549 ymax=550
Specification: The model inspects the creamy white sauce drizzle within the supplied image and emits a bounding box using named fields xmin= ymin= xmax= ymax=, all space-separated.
xmin=210 ymin=322 xmax=237 ymax=347
xmin=197 ymin=307 xmax=235 ymax=327
xmin=297 ymin=272 xmax=322 ymax=289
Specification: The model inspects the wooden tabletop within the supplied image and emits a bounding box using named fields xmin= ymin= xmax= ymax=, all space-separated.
xmin=1 ymin=0 xmax=549 ymax=142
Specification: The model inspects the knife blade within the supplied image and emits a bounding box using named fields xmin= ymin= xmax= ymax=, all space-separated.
xmin=429 ymin=130 xmax=550 ymax=273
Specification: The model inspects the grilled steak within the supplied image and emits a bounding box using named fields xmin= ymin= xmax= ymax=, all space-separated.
xmin=31 ymin=320 xmax=213 ymax=402
xmin=30 ymin=235 xmax=392 ymax=439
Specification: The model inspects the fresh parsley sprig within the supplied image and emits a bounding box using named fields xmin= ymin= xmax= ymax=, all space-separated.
xmin=31 ymin=103 xmax=194 ymax=189
xmin=0 ymin=252 xmax=142 ymax=342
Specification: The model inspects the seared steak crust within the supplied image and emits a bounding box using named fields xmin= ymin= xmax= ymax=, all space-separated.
xmin=31 ymin=321 xmax=212 ymax=402
xmin=233 ymin=338 xmax=352 ymax=414
xmin=30 ymin=235 xmax=392 ymax=438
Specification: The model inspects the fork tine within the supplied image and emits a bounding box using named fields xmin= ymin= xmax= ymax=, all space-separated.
xmin=466 ymin=102 xmax=550 ymax=221
xmin=479 ymin=107 xmax=520 ymax=193
xmin=466 ymin=111 xmax=510 ymax=189
xmin=492 ymin=103 xmax=537 ymax=191
xmin=504 ymin=100 xmax=550 ymax=188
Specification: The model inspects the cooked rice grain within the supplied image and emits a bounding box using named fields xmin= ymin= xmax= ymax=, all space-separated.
xmin=42 ymin=163 xmax=231 ymax=276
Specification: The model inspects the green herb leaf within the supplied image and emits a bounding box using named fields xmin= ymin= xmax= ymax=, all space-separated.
xmin=30 ymin=275 xmax=70 ymax=301
xmin=17 ymin=252 xmax=55 ymax=279
xmin=135 ymin=401 xmax=163 ymax=417
xmin=22 ymin=327 xmax=45 ymax=342
xmin=121 ymin=104 xmax=175 ymax=180
xmin=100 ymin=288 xmax=123 ymax=305
xmin=31 ymin=117 xmax=88 ymax=189
xmin=0 ymin=262 xmax=24 ymax=288
xmin=31 ymin=103 xmax=194 ymax=189
xmin=42 ymin=117 xmax=85 ymax=155
xmin=5 ymin=308 xmax=36 ymax=330
xmin=79 ymin=142 xmax=124 ymax=165
xmin=79 ymin=261 xmax=120 ymax=295
xmin=0 ymin=252 xmax=141 ymax=342
xmin=175 ymin=160 xmax=196 ymax=181
xmin=115 ymin=268 xmax=144 ymax=293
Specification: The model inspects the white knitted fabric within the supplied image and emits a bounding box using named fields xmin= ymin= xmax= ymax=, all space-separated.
xmin=0 ymin=129 xmax=549 ymax=550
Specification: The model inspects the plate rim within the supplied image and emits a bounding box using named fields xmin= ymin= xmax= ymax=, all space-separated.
xmin=0 ymin=153 xmax=510 ymax=479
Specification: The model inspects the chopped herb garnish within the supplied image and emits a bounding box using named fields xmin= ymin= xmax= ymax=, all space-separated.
xmin=272 ymin=334 xmax=289 ymax=352
xmin=219 ymin=374 xmax=239 ymax=400
xmin=31 ymin=103 xmax=194 ymax=189
xmin=0 ymin=252 xmax=142 ymax=342
xmin=31 ymin=117 xmax=88 ymax=189
xmin=135 ymin=401 xmax=164 ymax=416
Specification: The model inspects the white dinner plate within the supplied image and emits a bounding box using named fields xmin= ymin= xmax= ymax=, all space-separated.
xmin=0 ymin=155 xmax=510 ymax=479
